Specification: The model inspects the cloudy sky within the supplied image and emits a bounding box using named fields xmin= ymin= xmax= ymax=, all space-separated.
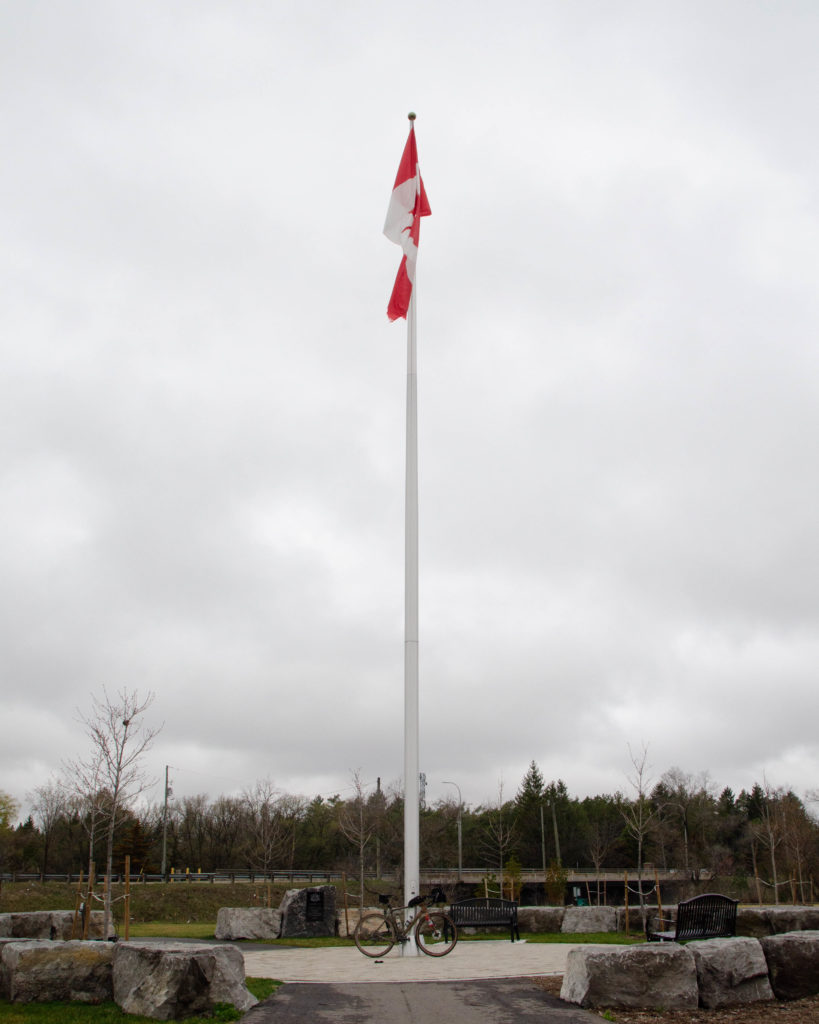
xmin=3 ymin=1 xmax=818 ymax=822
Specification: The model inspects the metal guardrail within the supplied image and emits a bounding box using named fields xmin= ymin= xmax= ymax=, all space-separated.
xmin=0 ymin=866 xmax=706 ymax=885
xmin=0 ymin=870 xmax=348 ymax=884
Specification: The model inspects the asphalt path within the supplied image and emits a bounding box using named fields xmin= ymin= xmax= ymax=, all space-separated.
xmin=243 ymin=979 xmax=602 ymax=1023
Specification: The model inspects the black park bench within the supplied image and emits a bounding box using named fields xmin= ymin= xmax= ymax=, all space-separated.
xmin=447 ymin=898 xmax=520 ymax=943
xmin=646 ymin=893 xmax=738 ymax=942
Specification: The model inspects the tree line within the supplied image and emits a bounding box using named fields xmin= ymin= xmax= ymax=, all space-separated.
xmin=3 ymin=756 xmax=817 ymax=905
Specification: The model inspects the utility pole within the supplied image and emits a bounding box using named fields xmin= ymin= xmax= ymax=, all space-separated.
xmin=549 ymin=798 xmax=561 ymax=866
xmin=160 ymin=765 xmax=171 ymax=878
xmin=540 ymin=804 xmax=547 ymax=880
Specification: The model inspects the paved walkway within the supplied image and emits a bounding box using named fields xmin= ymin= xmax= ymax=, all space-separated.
xmin=243 ymin=939 xmax=578 ymax=984
xmin=242 ymin=978 xmax=602 ymax=1023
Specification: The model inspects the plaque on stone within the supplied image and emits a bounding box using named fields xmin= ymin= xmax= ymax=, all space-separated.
xmin=305 ymin=891 xmax=324 ymax=922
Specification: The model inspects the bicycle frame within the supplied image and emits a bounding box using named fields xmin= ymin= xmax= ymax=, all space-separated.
xmin=354 ymin=892 xmax=458 ymax=958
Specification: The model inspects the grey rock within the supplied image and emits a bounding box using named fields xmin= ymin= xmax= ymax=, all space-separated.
xmin=760 ymin=930 xmax=819 ymax=1000
xmin=688 ymin=937 xmax=773 ymax=1008
xmin=0 ymin=910 xmax=111 ymax=940
xmin=279 ymin=885 xmax=336 ymax=938
xmin=560 ymin=943 xmax=698 ymax=1010
xmin=336 ymin=906 xmax=377 ymax=938
xmin=737 ymin=907 xmax=772 ymax=937
xmin=1 ymin=939 xmax=114 ymax=1003
xmin=5 ymin=912 xmax=55 ymax=939
xmin=113 ymin=941 xmax=257 ymax=1020
xmin=765 ymin=906 xmax=819 ymax=934
xmin=215 ymin=907 xmax=281 ymax=941
xmin=562 ymin=906 xmax=617 ymax=933
xmin=516 ymin=906 xmax=565 ymax=933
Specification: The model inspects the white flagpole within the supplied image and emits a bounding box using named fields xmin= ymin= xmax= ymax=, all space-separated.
xmin=402 ymin=276 xmax=420 ymax=954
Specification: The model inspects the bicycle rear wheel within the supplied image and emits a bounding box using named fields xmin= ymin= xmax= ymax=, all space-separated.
xmin=415 ymin=910 xmax=457 ymax=956
xmin=354 ymin=912 xmax=397 ymax=957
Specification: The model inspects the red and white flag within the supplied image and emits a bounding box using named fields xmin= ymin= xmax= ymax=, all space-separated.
xmin=384 ymin=123 xmax=431 ymax=322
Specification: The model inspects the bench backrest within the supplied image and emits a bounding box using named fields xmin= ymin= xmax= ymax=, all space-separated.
xmin=449 ymin=898 xmax=517 ymax=921
xmin=675 ymin=893 xmax=738 ymax=939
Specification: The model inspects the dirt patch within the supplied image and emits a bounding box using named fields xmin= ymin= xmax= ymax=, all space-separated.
xmin=532 ymin=975 xmax=819 ymax=1023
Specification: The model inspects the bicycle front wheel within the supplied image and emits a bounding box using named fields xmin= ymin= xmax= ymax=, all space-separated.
xmin=354 ymin=912 xmax=397 ymax=958
xmin=415 ymin=910 xmax=458 ymax=956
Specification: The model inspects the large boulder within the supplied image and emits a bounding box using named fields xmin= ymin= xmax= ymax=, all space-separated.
xmin=113 ymin=941 xmax=257 ymax=1020
xmin=760 ymin=931 xmax=819 ymax=1000
xmin=765 ymin=906 xmax=819 ymax=934
xmin=562 ymin=906 xmax=617 ymax=933
xmin=279 ymin=885 xmax=336 ymax=938
xmin=737 ymin=907 xmax=772 ymax=937
xmin=561 ymin=943 xmax=698 ymax=1010
xmin=215 ymin=907 xmax=281 ymax=941
xmin=0 ymin=912 xmax=55 ymax=939
xmin=1 ymin=940 xmax=114 ymax=1003
xmin=688 ymin=937 xmax=773 ymax=1008
xmin=517 ymin=907 xmax=565 ymax=933
xmin=0 ymin=939 xmax=31 ymax=997
xmin=336 ymin=906 xmax=376 ymax=938
xmin=0 ymin=910 xmax=111 ymax=940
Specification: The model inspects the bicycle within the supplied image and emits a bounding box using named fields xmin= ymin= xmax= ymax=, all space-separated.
xmin=353 ymin=886 xmax=458 ymax=958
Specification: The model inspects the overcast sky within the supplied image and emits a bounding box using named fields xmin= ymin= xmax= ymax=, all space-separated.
xmin=3 ymin=1 xmax=818 ymax=823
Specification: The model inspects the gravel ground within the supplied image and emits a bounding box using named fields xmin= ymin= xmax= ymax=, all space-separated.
xmin=532 ymin=976 xmax=819 ymax=1023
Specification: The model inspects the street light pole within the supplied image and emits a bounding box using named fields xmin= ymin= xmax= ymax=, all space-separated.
xmin=442 ymin=781 xmax=462 ymax=881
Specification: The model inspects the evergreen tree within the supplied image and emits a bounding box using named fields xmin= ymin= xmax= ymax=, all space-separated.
xmin=514 ymin=761 xmax=545 ymax=867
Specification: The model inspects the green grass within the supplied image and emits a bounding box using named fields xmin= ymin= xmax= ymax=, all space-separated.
xmin=517 ymin=932 xmax=642 ymax=944
xmin=0 ymin=980 xmax=281 ymax=1024
xmin=127 ymin=922 xmax=215 ymax=939
xmin=0 ymin=882 xmax=300 ymax=925
xmin=245 ymin=978 xmax=282 ymax=1001
xmin=0 ymin=1003 xmax=241 ymax=1023
xmin=454 ymin=931 xmax=640 ymax=944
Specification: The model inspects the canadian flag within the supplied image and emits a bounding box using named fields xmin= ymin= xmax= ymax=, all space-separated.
xmin=384 ymin=122 xmax=431 ymax=322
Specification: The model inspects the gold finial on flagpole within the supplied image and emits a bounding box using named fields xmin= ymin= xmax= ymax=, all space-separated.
xmin=408 ymin=112 xmax=416 ymax=121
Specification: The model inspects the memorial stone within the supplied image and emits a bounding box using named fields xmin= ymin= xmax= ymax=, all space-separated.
xmin=279 ymin=885 xmax=336 ymax=937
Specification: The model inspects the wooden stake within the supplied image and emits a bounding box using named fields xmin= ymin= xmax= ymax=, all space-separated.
xmin=71 ymin=869 xmax=84 ymax=940
xmin=624 ymin=871 xmax=630 ymax=937
xmin=83 ymin=863 xmax=95 ymax=940
xmin=655 ymin=867 xmax=663 ymax=933
xmin=124 ymin=856 xmax=131 ymax=941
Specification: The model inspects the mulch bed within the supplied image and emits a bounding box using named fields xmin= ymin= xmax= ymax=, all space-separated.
xmin=531 ymin=975 xmax=819 ymax=1023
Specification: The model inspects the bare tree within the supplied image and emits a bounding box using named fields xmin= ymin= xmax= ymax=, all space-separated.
xmin=751 ymin=778 xmax=786 ymax=905
xmin=479 ymin=780 xmax=518 ymax=897
xmin=62 ymin=745 xmax=109 ymax=880
xmin=242 ymin=778 xmax=294 ymax=874
xmin=655 ymin=767 xmax=717 ymax=880
xmin=28 ymin=780 xmax=67 ymax=876
xmin=584 ymin=794 xmax=623 ymax=905
xmin=67 ymin=688 xmax=160 ymax=936
xmin=338 ymin=770 xmax=375 ymax=909
xmin=622 ymin=743 xmax=657 ymax=927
